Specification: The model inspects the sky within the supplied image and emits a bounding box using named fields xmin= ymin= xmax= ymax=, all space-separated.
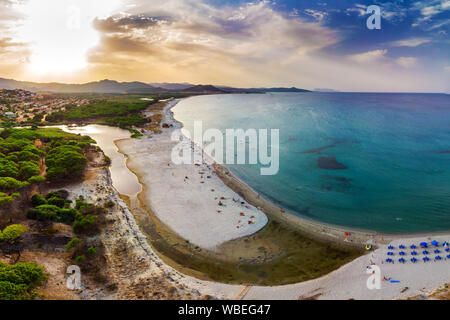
xmin=0 ymin=0 xmax=448 ymax=92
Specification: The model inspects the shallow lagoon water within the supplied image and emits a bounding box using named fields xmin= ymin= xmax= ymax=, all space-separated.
xmin=173 ymin=93 xmax=450 ymax=233
xmin=58 ymin=125 xmax=142 ymax=197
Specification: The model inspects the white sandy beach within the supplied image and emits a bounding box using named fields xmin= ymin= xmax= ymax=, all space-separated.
xmin=117 ymin=101 xmax=268 ymax=249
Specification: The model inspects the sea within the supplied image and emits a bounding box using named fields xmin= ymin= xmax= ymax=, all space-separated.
xmin=173 ymin=92 xmax=450 ymax=233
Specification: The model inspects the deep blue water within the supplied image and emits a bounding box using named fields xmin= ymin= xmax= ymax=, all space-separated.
xmin=173 ymin=93 xmax=450 ymax=233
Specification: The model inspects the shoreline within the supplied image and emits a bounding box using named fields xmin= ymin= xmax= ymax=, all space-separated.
xmin=163 ymin=98 xmax=449 ymax=247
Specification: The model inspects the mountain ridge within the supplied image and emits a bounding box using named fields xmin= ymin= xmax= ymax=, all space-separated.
xmin=0 ymin=77 xmax=311 ymax=94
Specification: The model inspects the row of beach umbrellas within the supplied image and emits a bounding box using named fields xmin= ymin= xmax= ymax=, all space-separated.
xmin=388 ymin=241 xmax=449 ymax=251
xmin=386 ymin=255 xmax=450 ymax=264
xmin=388 ymin=249 xmax=449 ymax=256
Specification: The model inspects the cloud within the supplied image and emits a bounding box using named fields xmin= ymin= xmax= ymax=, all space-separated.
xmin=93 ymin=15 xmax=159 ymax=34
xmin=304 ymin=9 xmax=327 ymax=21
xmin=349 ymin=49 xmax=388 ymax=63
xmin=396 ymin=57 xmax=418 ymax=68
xmin=391 ymin=38 xmax=431 ymax=47
xmin=346 ymin=6 xmax=366 ymax=16
xmin=412 ymin=0 xmax=450 ymax=27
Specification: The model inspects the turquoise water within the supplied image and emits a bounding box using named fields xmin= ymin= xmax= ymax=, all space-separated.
xmin=173 ymin=93 xmax=450 ymax=233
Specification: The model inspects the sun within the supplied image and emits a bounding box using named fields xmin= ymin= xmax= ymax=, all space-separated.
xmin=15 ymin=0 xmax=121 ymax=76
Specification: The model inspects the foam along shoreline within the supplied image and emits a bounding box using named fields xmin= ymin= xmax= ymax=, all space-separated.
xmin=116 ymin=100 xmax=269 ymax=249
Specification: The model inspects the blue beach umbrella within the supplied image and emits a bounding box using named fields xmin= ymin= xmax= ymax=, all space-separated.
xmin=446 ymin=248 xmax=450 ymax=252
xmin=431 ymin=241 xmax=439 ymax=247
xmin=435 ymin=256 xmax=442 ymax=261
xmin=399 ymin=245 xmax=406 ymax=249
xmin=411 ymin=251 xmax=418 ymax=256
xmin=423 ymin=250 xmax=430 ymax=255
xmin=387 ymin=252 xmax=394 ymax=256
xmin=386 ymin=258 xmax=393 ymax=263
xmin=410 ymin=245 xmax=417 ymax=249
xmin=388 ymin=245 xmax=395 ymax=250
xmin=399 ymin=251 xmax=406 ymax=256
xmin=434 ymin=249 xmax=441 ymax=254
xmin=423 ymin=257 xmax=430 ymax=262
xmin=399 ymin=258 xmax=406 ymax=263
xmin=411 ymin=258 xmax=418 ymax=263
xmin=447 ymin=255 xmax=450 ymax=259
xmin=443 ymin=242 xmax=449 ymax=247
xmin=420 ymin=242 xmax=428 ymax=248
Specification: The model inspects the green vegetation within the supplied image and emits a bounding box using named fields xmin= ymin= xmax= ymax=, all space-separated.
xmin=46 ymin=145 xmax=87 ymax=181
xmin=0 ymin=262 xmax=46 ymax=300
xmin=0 ymin=128 xmax=93 ymax=188
xmin=66 ymin=238 xmax=82 ymax=250
xmin=0 ymin=224 xmax=27 ymax=244
xmin=46 ymin=99 xmax=152 ymax=129
xmin=74 ymin=255 xmax=85 ymax=263
xmin=28 ymin=191 xmax=102 ymax=234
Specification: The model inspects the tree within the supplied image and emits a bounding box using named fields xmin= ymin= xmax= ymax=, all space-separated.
xmin=0 ymin=177 xmax=28 ymax=192
xmin=18 ymin=161 xmax=40 ymax=181
xmin=45 ymin=146 xmax=87 ymax=181
xmin=0 ymin=224 xmax=27 ymax=244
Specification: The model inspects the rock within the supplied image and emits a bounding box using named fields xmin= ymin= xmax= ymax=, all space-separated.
xmin=317 ymin=157 xmax=348 ymax=170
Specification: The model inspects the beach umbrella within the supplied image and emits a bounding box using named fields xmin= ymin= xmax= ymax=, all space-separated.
xmin=431 ymin=240 xmax=439 ymax=247
xmin=386 ymin=258 xmax=393 ymax=263
xmin=420 ymin=242 xmax=428 ymax=248
xmin=411 ymin=251 xmax=418 ymax=256
xmin=411 ymin=258 xmax=418 ymax=263
xmin=399 ymin=251 xmax=406 ymax=256
xmin=446 ymin=248 xmax=450 ymax=252
xmin=387 ymin=252 xmax=394 ymax=256
xmin=435 ymin=256 xmax=442 ymax=261
xmin=423 ymin=257 xmax=430 ymax=262
xmin=410 ymin=245 xmax=417 ymax=249
xmin=434 ymin=249 xmax=441 ymax=254
xmin=399 ymin=245 xmax=406 ymax=249
xmin=399 ymin=258 xmax=406 ymax=263
xmin=388 ymin=245 xmax=395 ymax=250
xmin=443 ymin=242 xmax=449 ymax=247
xmin=447 ymin=255 xmax=450 ymax=259
xmin=423 ymin=250 xmax=430 ymax=255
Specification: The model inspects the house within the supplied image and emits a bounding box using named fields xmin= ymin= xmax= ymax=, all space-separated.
xmin=4 ymin=112 xmax=17 ymax=118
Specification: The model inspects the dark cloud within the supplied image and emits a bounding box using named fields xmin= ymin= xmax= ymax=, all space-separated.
xmin=93 ymin=15 xmax=158 ymax=33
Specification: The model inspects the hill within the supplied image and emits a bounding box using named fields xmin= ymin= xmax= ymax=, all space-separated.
xmin=0 ymin=78 xmax=165 ymax=93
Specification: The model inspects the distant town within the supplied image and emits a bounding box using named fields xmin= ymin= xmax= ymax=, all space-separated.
xmin=0 ymin=89 xmax=89 ymax=124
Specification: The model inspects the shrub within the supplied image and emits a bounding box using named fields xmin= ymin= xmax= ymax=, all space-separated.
xmin=0 ymin=262 xmax=46 ymax=300
xmin=74 ymin=255 xmax=85 ymax=263
xmin=65 ymin=238 xmax=82 ymax=250
xmin=46 ymin=190 xmax=69 ymax=200
xmin=27 ymin=205 xmax=77 ymax=224
xmin=46 ymin=196 xmax=65 ymax=208
xmin=72 ymin=214 xmax=98 ymax=233
xmin=0 ymin=177 xmax=28 ymax=191
xmin=0 ymin=225 xmax=27 ymax=244
xmin=87 ymin=247 xmax=97 ymax=255
xmin=28 ymin=176 xmax=45 ymax=185
xmin=31 ymin=194 xmax=47 ymax=207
